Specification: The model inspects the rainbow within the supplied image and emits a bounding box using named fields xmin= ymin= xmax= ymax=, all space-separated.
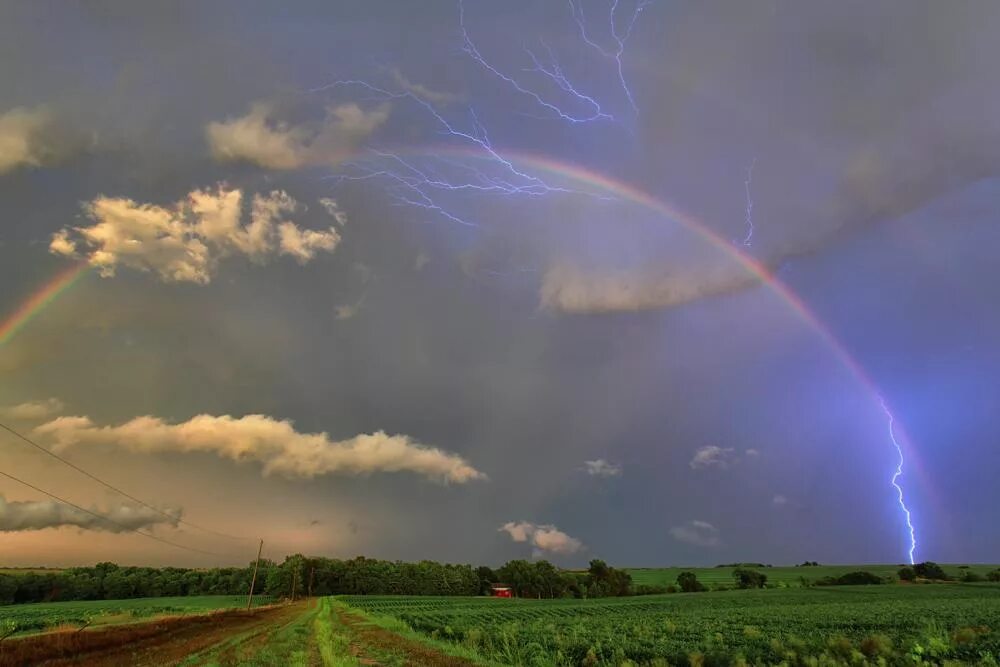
xmin=0 ymin=263 xmax=88 ymax=347
xmin=0 ymin=151 xmax=926 ymax=558
xmin=385 ymin=146 xmax=931 ymax=555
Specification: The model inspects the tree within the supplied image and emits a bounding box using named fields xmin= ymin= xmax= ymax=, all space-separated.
xmin=898 ymin=566 xmax=916 ymax=582
xmin=913 ymin=561 xmax=949 ymax=581
xmin=987 ymin=569 xmax=1000 ymax=582
xmin=733 ymin=568 xmax=767 ymax=589
xmin=676 ymin=571 xmax=706 ymax=593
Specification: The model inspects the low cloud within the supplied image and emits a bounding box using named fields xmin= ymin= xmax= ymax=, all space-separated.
xmin=1 ymin=398 xmax=64 ymax=421
xmin=206 ymin=101 xmax=389 ymax=169
xmin=539 ymin=261 xmax=762 ymax=315
xmin=49 ymin=186 xmax=340 ymax=283
xmin=670 ymin=520 xmax=721 ymax=547
xmin=582 ymin=459 xmax=621 ymax=478
xmin=34 ymin=413 xmax=485 ymax=484
xmin=499 ymin=521 xmax=584 ymax=556
xmin=0 ymin=495 xmax=178 ymax=533
xmin=0 ymin=106 xmax=76 ymax=174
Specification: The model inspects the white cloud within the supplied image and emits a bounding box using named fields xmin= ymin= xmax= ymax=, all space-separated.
xmin=670 ymin=520 xmax=721 ymax=547
xmin=49 ymin=186 xmax=340 ymax=283
xmin=745 ymin=448 xmax=760 ymax=458
xmin=582 ymin=459 xmax=621 ymax=478
xmin=1 ymin=398 xmax=64 ymax=421
xmin=499 ymin=521 xmax=583 ymax=556
xmin=206 ymin=101 xmax=389 ymax=169
xmin=318 ymin=198 xmax=348 ymax=226
xmin=414 ymin=252 xmax=430 ymax=271
xmin=0 ymin=107 xmax=64 ymax=174
xmin=0 ymin=495 xmax=178 ymax=533
xmin=772 ymin=494 xmax=788 ymax=506
xmin=34 ymin=413 xmax=485 ymax=484
xmin=689 ymin=446 xmax=739 ymax=469
xmin=539 ymin=262 xmax=761 ymax=314
xmin=390 ymin=69 xmax=463 ymax=106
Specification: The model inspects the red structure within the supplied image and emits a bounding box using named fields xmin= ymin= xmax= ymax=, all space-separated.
xmin=490 ymin=583 xmax=513 ymax=598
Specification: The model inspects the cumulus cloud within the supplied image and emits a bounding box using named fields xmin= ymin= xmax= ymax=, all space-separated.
xmin=670 ymin=520 xmax=721 ymax=547
xmin=34 ymin=413 xmax=485 ymax=484
xmin=391 ymin=69 xmax=463 ymax=106
xmin=0 ymin=106 xmax=75 ymax=174
xmin=1 ymin=398 xmax=64 ymax=421
xmin=582 ymin=459 xmax=621 ymax=478
xmin=772 ymin=494 xmax=788 ymax=506
xmin=0 ymin=495 xmax=178 ymax=533
xmin=49 ymin=186 xmax=340 ymax=283
xmin=499 ymin=521 xmax=584 ymax=556
xmin=206 ymin=101 xmax=389 ymax=169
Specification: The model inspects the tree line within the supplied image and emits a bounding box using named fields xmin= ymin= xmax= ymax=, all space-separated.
xmin=0 ymin=557 xmax=634 ymax=605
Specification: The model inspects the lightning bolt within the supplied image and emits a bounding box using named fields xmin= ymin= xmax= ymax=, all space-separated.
xmin=458 ymin=0 xmax=612 ymax=123
xmin=880 ymin=397 xmax=917 ymax=565
xmin=742 ymin=157 xmax=756 ymax=246
xmin=569 ymin=0 xmax=652 ymax=115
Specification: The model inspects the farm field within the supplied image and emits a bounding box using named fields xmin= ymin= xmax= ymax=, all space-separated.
xmin=342 ymin=584 xmax=1000 ymax=665
xmin=627 ymin=563 xmax=1000 ymax=588
xmin=0 ymin=595 xmax=273 ymax=636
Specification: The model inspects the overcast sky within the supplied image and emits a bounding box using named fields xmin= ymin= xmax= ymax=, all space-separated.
xmin=1 ymin=0 xmax=998 ymax=568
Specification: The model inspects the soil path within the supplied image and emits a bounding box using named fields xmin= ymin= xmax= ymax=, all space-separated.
xmin=334 ymin=607 xmax=476 ymax=667
xmin=0 ymin=602 xmax=307 ymax=667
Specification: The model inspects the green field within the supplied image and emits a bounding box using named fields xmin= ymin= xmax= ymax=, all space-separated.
xmin=342 ymin=584 xmax=1000 ymax=665
xmin=0 ymin=595 xmax=272 ymax=635
xmin=627 ymin=564 xmax=1000 ymax=588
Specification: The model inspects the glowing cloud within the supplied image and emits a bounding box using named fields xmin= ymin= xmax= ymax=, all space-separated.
xmin=499 ymin=521 xmax=584 ymax=555
xmin=34 ymin=414 xmax=485 ymax=484
xmin=0 ymin=495 xmax=179 ymax=533
xmin=206 ymin=101 xmax=389 ymax=169
xmin=49 ymin=187 xmax=340 ymax=283
xmin=689 ymin=446 xmax=738 ymax=469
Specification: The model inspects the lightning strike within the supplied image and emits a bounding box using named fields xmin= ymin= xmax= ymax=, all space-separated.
xmin=880 ymin=397 xmax=918 ymax=565
xmin=742 ymin=157 xmax=756 ymax=246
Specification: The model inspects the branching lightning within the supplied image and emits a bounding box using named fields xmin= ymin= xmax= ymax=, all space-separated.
xmin=459 ymin=0 xmax=612 ymax=123
xmin=312 ymin=1 xmax=649 ymax=226
xmin=742 ymin=157 xmax=756 ymax=246
xmin=569 ymin=0 xmax=652 ymax=114
xmin=880 ymin=397 xmax=917 ymax=565
xmin=311 ymin=79 xmax=607 ymax=227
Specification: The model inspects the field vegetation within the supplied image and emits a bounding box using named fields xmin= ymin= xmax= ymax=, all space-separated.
xmin=343 ymin=584 xmax=1000 ymax=665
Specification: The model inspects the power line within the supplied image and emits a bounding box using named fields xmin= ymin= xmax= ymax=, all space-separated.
xmin=0 ymin=420 xmax=252 ymax=542
xmin=0 ymin=467 xmax=219 ymax=556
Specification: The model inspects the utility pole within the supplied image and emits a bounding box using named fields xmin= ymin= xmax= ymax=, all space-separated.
xmin=247 ymin=539 xmax=263 ymax=611
xmin=291 ymin=568 xmax=298 ymax=602
xmin=307 ymin=566 xmax=315 ymax=597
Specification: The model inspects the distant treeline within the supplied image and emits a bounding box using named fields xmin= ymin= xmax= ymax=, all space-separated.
xmin=0 ymin=557 xmax=633 ymax=605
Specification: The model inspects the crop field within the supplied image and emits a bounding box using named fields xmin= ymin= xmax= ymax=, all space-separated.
xmin=0 ymin=595 xmax=272 ymax=635
xmin=342 ymin=584 xmax=1000 ymax=665
xmin=626 ymin=564 xmax=1000 ymax=588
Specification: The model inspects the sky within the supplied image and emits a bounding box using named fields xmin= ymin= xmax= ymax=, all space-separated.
xmin=1 ymin=0 xmax=999 ymax=569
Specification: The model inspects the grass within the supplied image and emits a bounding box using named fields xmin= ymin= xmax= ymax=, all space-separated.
xmin=342 ymin=584 xmax=1000 ymax=665
xmin=626 ymin=563 xmax=1000 ymax=588
xmin=0 ymin=595 xmax=271 ymax=636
